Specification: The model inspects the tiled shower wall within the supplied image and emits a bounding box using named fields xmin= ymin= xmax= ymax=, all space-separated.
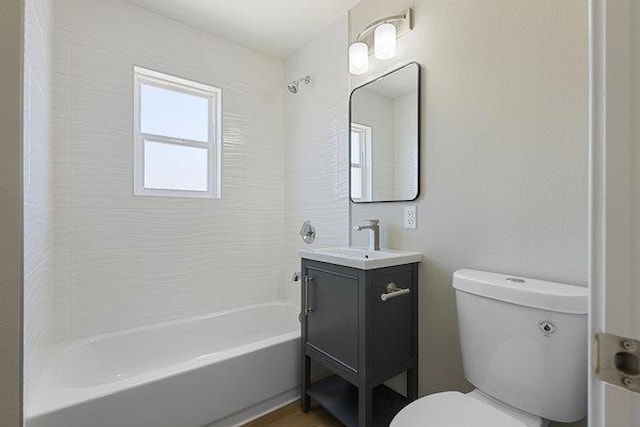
xmin=23 ymin=0 xmax=54 ymax=404
xmin=283 ymin=16 xmax=350 ymax=303
xmin=53 ymin=0 xmax=287 ymax=340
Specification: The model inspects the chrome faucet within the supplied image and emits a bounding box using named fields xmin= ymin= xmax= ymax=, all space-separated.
xmin=354 ymin=219 xmax=380 ymax=251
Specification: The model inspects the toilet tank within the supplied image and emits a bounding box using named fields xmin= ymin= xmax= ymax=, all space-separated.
xmin=452 ymin=269 xmax=588 ymax=423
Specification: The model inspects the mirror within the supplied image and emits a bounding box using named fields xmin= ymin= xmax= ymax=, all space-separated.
xmin=350 ymin=62 xmax=420 ymax=203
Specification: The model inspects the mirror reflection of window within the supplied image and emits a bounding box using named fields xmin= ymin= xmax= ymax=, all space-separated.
xmin=350 ymin=123 xmax=372 ymax=200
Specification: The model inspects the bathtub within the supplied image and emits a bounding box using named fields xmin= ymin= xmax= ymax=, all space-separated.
xmin=26 ymin=301 xmax=300 ymax=427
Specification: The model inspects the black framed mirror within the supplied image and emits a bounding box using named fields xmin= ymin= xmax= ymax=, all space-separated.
xmin=349 ymin=62 xmax=420 ymax=203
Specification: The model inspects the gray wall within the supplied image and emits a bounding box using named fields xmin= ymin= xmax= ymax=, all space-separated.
xmin=349 ymin=0 xmax=588 ymax=425
xmin=0 ymin=0 xmax=24 ymax=425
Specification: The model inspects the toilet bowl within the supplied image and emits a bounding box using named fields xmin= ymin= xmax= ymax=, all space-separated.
xmin=391 ymin=269 xmax=588 ymax=426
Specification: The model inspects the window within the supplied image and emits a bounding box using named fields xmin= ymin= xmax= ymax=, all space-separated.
xmin=350 ymin=123 xmax=372 ymax=200
xmin=134 ymin=67 xmax=221 ymax=198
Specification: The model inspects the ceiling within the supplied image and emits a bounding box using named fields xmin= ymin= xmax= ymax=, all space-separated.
xmin=124 ymin=0 xmax=361 ymax=59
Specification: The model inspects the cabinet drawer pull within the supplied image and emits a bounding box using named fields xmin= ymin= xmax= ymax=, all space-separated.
xmin=381 ymin=282 xmax=410 ymax=301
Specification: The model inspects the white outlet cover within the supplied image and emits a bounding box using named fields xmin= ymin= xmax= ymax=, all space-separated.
xmin=404 ymin=205 xmax=417 ymax=229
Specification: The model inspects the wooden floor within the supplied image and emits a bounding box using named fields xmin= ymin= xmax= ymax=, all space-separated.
xmin=244 ymin=400 xmax=343 ymax=427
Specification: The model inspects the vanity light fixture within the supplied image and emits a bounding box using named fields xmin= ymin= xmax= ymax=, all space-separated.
xmin=349 ymin=8 xmax=413 ymax=75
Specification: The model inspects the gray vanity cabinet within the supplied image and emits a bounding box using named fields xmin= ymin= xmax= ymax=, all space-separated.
xmin=300 ymin=259 xmax=419 ymax=427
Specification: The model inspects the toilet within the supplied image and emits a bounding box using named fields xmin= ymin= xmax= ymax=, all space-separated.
xmin=391 ymin=269 xmax=588 ymax=427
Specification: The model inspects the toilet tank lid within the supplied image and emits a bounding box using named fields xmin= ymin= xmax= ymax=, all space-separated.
xmin=452 ymin=269 xmax=588 ymax=314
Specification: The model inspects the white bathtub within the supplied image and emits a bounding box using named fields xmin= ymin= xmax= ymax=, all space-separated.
xmin=26 ymin=301 xmax=300 ymax=427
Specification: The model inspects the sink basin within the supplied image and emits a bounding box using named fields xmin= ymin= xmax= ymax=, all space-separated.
xmin=299 ymin=247 xmax=422 ymax=270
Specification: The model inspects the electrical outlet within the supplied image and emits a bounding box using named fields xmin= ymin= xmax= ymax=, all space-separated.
xmin=404 ymin=205 xmax=417 ymax=229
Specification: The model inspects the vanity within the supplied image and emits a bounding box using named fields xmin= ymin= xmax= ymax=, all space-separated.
xmin=299 ymin=247 xmax=422 ymax=427
xmin=298 ymin=60 xmax=422 ymax=426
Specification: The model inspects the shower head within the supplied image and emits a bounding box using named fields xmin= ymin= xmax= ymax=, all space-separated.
xmin=287 ymin=75 xmax=311 ymax=94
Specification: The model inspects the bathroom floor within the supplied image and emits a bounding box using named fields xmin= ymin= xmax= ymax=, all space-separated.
xmin=244 ymin=400 xmax=342 ymax=426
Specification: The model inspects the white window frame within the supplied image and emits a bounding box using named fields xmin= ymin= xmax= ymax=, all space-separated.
xmin=350 ymin=122 xmax=372 ymax=201
xmin=133 ymin=66 xmax=222 ymax=198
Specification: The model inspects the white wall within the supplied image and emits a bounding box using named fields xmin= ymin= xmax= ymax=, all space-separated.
xmin=349 ymin=1 xmax=588 ymax=425
xmin=284 ymin=15 xmax=350 ymax=303
xmin=0 ymin=0 xmax=25 ymax=424
xmin=52 ymin=0 xmax=287 ymax=339
xmin=392 ymin=91 xmax=418 ymax=199
xmin=23 ymin=0 xmax=54 ymax=407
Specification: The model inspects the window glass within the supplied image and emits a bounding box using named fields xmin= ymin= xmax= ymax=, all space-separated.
xmin=144 ymin=140 xmax=208 ymax=192
xmin=141 ymin=83 xmax=209 ymax=142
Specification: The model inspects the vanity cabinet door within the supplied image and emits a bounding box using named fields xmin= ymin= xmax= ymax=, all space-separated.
xmin=304 ymin=265 xmax=359 ymax=372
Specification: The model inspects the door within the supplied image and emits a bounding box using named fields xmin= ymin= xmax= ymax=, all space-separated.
xmin=304 ymin=264 xmax=359 ymax=371
xmin=590 ymin=1 xmax=640 ymax=425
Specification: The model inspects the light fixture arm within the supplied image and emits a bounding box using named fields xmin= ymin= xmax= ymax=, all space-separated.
xmin=355 ymin=9 xmax=413 ymax=42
